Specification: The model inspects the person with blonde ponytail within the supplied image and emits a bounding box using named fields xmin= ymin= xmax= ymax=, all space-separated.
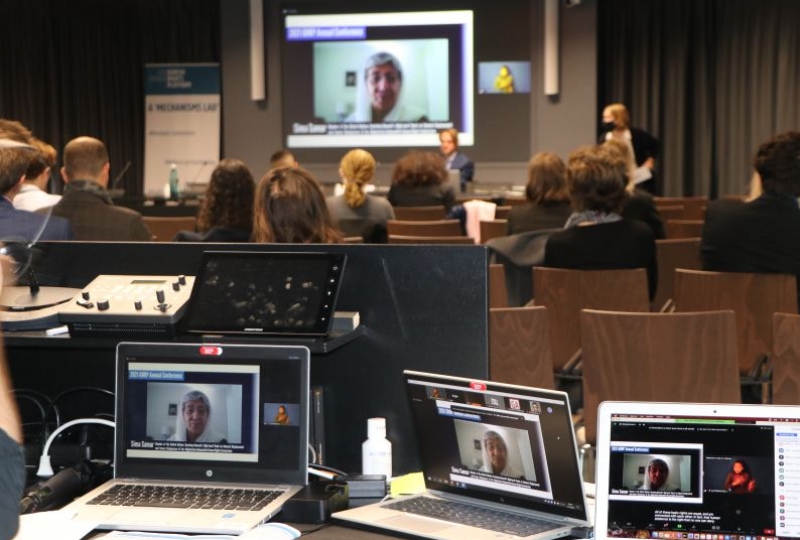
xmin=327 ymin=149 xmax=395 ymax=242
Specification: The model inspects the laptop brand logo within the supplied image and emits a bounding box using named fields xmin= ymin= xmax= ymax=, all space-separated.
xmin=206 ymin=469 xmax=213 ymax=477
xmin=469 ymin=381 xmax=486 ymax=391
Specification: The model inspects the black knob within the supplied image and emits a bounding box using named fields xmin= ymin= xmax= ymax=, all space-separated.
xmin=97 ymin=299 xmax=110 ymax=311
xmin=134 ymin=300 xmax=143 ymax=310
xmin=156 ymin=290 xmax=165 ymax=303
xmin=81 ymin=291 xmax=90 ymax=300
xmin=172 ymin=281 xmax=180 ymax=291
xmin=178 ymin=275 xmax=187 ymax=285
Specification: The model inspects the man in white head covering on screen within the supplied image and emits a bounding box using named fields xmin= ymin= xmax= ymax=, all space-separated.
xmin=347 ymin=51 xmax=428 ymax=123
xmin=168 ymin=390 xmax=228 ymax=444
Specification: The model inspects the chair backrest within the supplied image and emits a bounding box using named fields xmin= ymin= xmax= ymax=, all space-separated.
xmin=386 ymin=219 xmax=462 ymax=237
xmin=494 ymin=206 xmax=512 ymax=219
xmin=392 ymin=206 xmax=448 ymax=221
xmin=653 ymin=205 xmax=684 ymax=222
xmin=772 ymin=312 xmax=800 ymax=405
xmin=580 ymin=309 xmax=741 ymax=445
xmin=489 ymin=307 xmax=555 ymax=390
xmin=342 ymin=236 xmax=364 ymax=243
xmin=388 ymin=235 xmax=475 ymax=245
xmin=502 ymin=196 xmax=527 ymax=207
xmin=142 ymin=216 xmax=197 ymax=242
xmin=480 ymin=220 xmax=508 ymax=245
xmin=673 ymin=269 xmax=799 ymax=376
xmin=653 ymin=238 xmax=702 ymax=311
xmin=488 ymin=264 xmax=508 ymax=308
xmin=655 ymin=196 xmax=709 ymax=220
xmin=665 ymin=219 xmax=704 ymax=239
xmin=533 ymin=267 xmax=651 ymax=372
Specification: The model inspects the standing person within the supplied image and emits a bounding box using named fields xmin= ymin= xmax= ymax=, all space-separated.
xmin=347 ymin=52 xmax=428 ymax=123
xmin=600 ymin=103 xmax=659 ymax=194
xmin=506 ymin=151 xmax=572 ymax=235
xmin=48 ymin=136 xmax=152 ymax=241
xmin=174 ymin=159 xmax=254 ymax=242
xmin=253 ymin=167 xmax=342 ymax=244
xmin=701 ymin=131 xmax=800 ymax=306
xmin=326 ymin=149 xmax=395 ymax=243
xmin=439 ymin=128 xmax=475 ymax=193
xmin=388 ymin=150 xmax=456 ymax=212
xmin=543 ymin=144 xmax=657 ymax=299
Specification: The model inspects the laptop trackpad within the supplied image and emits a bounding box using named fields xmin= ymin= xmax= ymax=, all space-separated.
xmin=109 ymin=508 xmax=184 ymax=524
xmin=378 ymin=515 xmax=452 ymax=533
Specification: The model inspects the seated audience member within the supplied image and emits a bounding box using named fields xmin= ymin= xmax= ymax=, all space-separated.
xmin=270 ymin=149 xmax=298 ymax=169
xmin=602 ymin=139 xmax=665 ymax=239
xmin=702 ymin=131 xmax=800 ymax=305
xmin=0 ymin=141 xmax=74 ymax=242
xmin=439 ymin=128 xmax=475 ymax=193
xmin=0 ymin=119 xmax=62 ymax=212
xmin=544 ymin=144 xmax=657 ymax=299
xmin=327 ymin=149 xmax=395 ymax=243
xmin=174 ymin=159 xmax=254 ymax=242
xmin=47 ymin=136 xmax=151 ymax=241
xmin=388 ymin=150 xmax=456 ymax=212
xmin=253 ymin=166 xmax=342 ymax=243
xmin=506 ymin=152 xmax=572 ymax=235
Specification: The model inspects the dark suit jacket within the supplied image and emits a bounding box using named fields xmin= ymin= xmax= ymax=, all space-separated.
xmin=0 ymin=198 xmax=74 ymax=242
xmin=47 ymin=182 xmax=152 ymax=241
xmin=448 ymin=152 xmax=474 ymax=191
xmin=388 ymin=183 xmax=457 ymax=212
xmin=702 ymin=193 xmax=800 ymax=290
xmin=622 ymin=189 xmax=666 ymax=239
xmin=505 ymin=202 xmax=572 ymax=235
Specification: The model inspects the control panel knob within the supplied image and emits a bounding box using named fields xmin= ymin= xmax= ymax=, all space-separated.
xmin=178 ymin=275 xmax=187 ymax=285
xmin=156 ymin=290 xmax=165 ymax=304
xmin=81 ymin=291 xmax=91 ymax=300
xmin=134 ymin=300 xmax=143 ymax=311
xmin=97 ymin=299 xmax=110 ymax=311
xmin=172 ymin=281 xmax=180 ymax=291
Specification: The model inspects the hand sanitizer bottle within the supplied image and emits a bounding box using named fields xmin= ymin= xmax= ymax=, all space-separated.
xmin=169 ymin=163 xmax=180 ymax=200
xmin=362 ymin=417 xmax=392 ymax=482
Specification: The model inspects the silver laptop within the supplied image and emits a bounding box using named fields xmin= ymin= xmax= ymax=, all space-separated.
xmin=65 ymin=341 xmax=309 ymax=534
xmin=334 ymin=370 xmax=590 ymax=540
xmin=594 ymin=401 xmax=800 ymax=540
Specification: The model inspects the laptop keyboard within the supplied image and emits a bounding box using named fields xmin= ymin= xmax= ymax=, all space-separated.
xmin=384 ymin=496 xmax=559 ymax=537
xmin=87 ymin=484 xmax=282 ymax=511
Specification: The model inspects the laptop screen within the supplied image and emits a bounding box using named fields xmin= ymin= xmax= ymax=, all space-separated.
xmin=115 ymin=342 xmax=309 ymax=485
xmin=596 ymin=402 xmax=800 ymax=539
xmin=404 ymin=371 xmax=589 ymax=525
xmin=183 ymin=251 xmax=346 ymax=336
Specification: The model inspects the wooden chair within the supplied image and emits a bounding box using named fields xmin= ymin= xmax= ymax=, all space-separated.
xmin=772 ymin=312 xmax=800 ymax=405
xmin=665 ymin=219 xmax=704 ymax=239
xmin=580 ymin=309 xmax=741 ymax=447
xmin=386 ymin=219 xmax=462 ymax=237
xmin=342 ymin=236 xmax=364 ymax=243
xmin=494 ymin=206 xmax=512 ymax=219
xmin=388 ymin=235 xmax=474 ymax=245
xmin=142 ymin=216 xmax=197 ymax=242
xmin=479 ymin=220 xmax=508 ymax=245
xmin=655 ymin=196 xmax=709 ymax=220
xmin=653 ymin=238 xmax=702 ymax=311
xmin=489 ymin=264 xmax=508 ymax=309
xmin=654 ymin=205 xmax=684 ymax=222
xmin=673 ymin=269 xmax=798 ymax=401
xmin=532 ymin=267 xmax=651 ymax=376
xmin=392 ymin=206 xmax=447 ymax=221
xmin=502 ymin=196 xmax=527 ymax=207
xmin=490 ymin=307 xmax=555 ymax=390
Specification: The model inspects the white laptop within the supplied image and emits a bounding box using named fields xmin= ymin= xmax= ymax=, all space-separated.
xmin=64 ymin=341 xmax=310 ymax=534
xmin=334 ymin=370 xmax=591 ymax=540
xmin=594 ymin=401 xmax=800 ymax=540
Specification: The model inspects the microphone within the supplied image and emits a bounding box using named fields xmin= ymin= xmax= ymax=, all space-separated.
xmin=20 ymin=461 xmax=95 ymax=514
xmin=111 ymin=161 xmax=133 ymax=190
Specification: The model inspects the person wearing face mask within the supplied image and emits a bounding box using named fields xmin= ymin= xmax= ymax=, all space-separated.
xmin=599 ymin=103 xmax=659 ymax=194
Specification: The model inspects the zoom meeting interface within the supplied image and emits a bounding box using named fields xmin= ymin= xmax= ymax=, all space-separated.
xmin=606 ymin=414 xmax=800 ymax=538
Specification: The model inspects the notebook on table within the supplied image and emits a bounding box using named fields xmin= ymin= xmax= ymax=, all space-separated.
xmin=333 ymin=370 xmax=590 ymax=540
xmin=594 ymin=401 xmax=800 ymax=539
xmin=64 ymin=341 xmax=310 ymax=535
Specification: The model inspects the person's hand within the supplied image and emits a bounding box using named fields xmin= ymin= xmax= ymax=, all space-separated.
xmin=643 ymin=157 xmax=656 ymax=170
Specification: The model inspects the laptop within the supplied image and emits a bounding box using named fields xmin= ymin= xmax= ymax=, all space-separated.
xmin=594 ymin=401 xmax=800 ymax=540
xmin=182 ymin=251 xmax=346 ymax=338
xmin=65 ymin=341 xmax=310 ymax=534
xmin=334 ymin=370 xmax=591 ymax=540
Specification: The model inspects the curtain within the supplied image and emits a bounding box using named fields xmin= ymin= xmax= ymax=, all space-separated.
xmin=598 ymin=0 xmax=800 ymax=197
xmin=0 ymin=0 xmax=220 ymax=197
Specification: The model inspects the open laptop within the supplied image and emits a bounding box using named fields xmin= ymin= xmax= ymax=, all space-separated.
xmin=182 ymin=251 xmax=346 ymax=338
xmin=594 ymin=401 xmax=800 ymax=540
xmin=334 ymin=370 xmax=591 ymax=540
xmin=65 ymin=341 xmax=310 ymax=534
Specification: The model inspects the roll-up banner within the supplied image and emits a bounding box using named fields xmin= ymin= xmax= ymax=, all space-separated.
xmin=144 ymin=63 xmax=220 ymax=198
